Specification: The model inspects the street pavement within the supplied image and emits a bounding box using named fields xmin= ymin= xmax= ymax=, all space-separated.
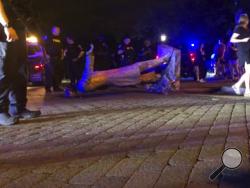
xmin=0 ymin=81 xmax=250 ymax=188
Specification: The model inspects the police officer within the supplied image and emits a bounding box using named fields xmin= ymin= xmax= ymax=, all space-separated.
xmin=94 ymin=35 xmax=112 ymax=71
xmin=0 ymin=0 xmax=41 ymax=126
xmin=45 ymin=26 xmax=64 ymax=93
xmin=64 ymin=35 xmax=84 ymax=92
xmin=138 ymin=39 xmax=155 ymax=61
xmin=117 ymin=36 xmax=136 ymax=67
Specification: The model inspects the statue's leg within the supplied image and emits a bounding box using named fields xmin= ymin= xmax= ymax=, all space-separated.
xmin=140 ymin=72 xmax=160 ymax=83
xmin=136 ymin=57 xmax=169 ymax=73
xmin=144 ymin=47 xmax=181 ymax=93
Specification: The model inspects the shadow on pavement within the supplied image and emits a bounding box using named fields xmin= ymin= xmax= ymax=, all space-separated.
xmin=220 ymin=169 xmax=250 ymax=188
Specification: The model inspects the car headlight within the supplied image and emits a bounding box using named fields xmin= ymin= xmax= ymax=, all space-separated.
xmin=26 ymin=36 xmax=38 ymax=43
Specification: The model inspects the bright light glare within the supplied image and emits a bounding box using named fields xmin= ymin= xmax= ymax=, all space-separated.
xmin=26 ymin=36 xmax=38 ymax=43
xmin=160 ymin=34 xmax=167 ymax=42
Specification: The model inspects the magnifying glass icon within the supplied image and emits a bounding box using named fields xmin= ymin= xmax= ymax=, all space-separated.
xmin=209 ymin=148 xmax=242 ymax=181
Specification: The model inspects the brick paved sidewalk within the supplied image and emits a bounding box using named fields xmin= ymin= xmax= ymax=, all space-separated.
xmin=0 ymin=82 xmax=249 ymax=188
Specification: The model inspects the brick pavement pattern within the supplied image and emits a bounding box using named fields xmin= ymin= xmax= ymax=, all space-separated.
xmin=0 ymin=82 xmax=250 ymax=188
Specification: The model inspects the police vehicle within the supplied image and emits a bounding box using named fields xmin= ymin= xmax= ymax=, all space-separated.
xmin=26 ymin=35 xmax=47 ymax=85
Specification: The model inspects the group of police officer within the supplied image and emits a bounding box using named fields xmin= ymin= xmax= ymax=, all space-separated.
xmin=45 ymin=26 xmax=86 ymax=93
xmin=116 ymin=37 xmax=155 ymax=68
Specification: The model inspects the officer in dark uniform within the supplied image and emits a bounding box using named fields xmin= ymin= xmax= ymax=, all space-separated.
xmin=0 ymin=0 xmax=41 ymax=126
xmin=94 ymin=36 xmax=112 ymax=71
xmin=64 ymin=35 xmax=84 ymax=91
xmin=138 ymin=39 xmax=155 ymax=61
xmin=45 ymin=26 xmax=64 ymax=92
xmin=117 ymin=36 xmax=136 ymax=67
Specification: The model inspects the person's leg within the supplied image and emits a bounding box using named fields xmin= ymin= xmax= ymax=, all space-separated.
xmin=216 ymin=59 xmax=220 ymax=77
xmin=244 ymin=63 xmax=250 ymax=95
xmin=3 ymin=42 xmax=21 ymax=120
xmin=7 ymin=37 xmax=41 ymax=119
xmin=199 ymin=61 xmax=204 ymax=80
xmin=9 ymin=36 xmax=27 ymax=111
xmin=52 ymin=61 xmax=58 ymax=90
xmin=68 ymin=62 xmax=77 ymax=90
xmin=53 ymin=60 xmax=63 ymax=91
xmin=222 ymin=62 xmax=226 ymax=79
xmin=0 ymin=42 xmax=9 ymax=113
xmin=233 ymin=71 xmax=246 ymax=88
xmin=0 ymin=41 xmax=17 ymax=126
xmin=232 ymin=61 xmax=249 ymax=95
xmin=202 ymin=63 xmax=207 ymax=80
xmin=58 ymin=61 xmax=64 ymax=86
xmin=235 ymin=61 xmax=240 ymax=79
xmin=45 ymin=62 xmax=53 ymax=92
xmin=8 ymin=63 xmax=27 ymax=114
xmin=233 ymin=54 xmax=247 ymax=88
xmin=231 ymin=60 xmax=240 ymax=80
xmin=229 ymin=60 xmax=234 ymax=80
xmin=194 ymin=66 xmax=200 ymax=81
xmin=217 ymin=60 xmax=221 ymax=77
xmin=218 ymin=58 xmax=224 ymax=78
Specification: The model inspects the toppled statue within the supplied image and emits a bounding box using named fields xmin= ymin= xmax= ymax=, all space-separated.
xmin=65 ymin=44 xmax=181 ymax=97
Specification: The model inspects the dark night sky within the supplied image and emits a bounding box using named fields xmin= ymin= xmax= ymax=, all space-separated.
xmin=32 ymin=0 xmax=250 ymax=44
xmin=33 ymin=1 xmax=151 ymax=36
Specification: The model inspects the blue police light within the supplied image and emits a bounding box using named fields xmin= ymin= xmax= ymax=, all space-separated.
xmin=42 ymin=35 xmax=48 ymax=41
xmin=211 ymin=53 xmax=216 ymax=59
xmin=191 ymin=43 xmax=195 ymax=47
